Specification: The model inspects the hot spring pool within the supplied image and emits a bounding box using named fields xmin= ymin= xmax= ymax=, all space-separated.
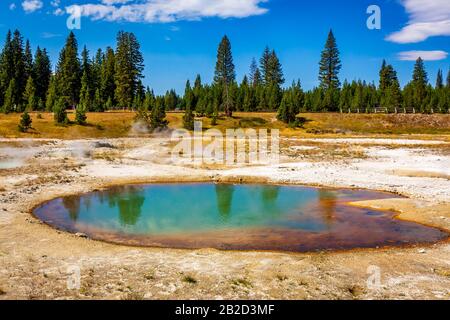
xmin=33 ymin=183 xmax=448 ymax=252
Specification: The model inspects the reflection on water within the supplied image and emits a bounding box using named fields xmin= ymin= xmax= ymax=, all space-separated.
xmin=261 ymin=186 xmax=280 ymax=206
xmin=36 ymin=183 xmax=449 ymax=252
xmin=106 ymin=187 xmax=145 ymax=226
xmin=317 ymin=190 xmax=337 ymax=229
xmin=215 ymin=185 xmax=234 ymax=221
xmin=62 ymin=197 xmax=81 ymax=221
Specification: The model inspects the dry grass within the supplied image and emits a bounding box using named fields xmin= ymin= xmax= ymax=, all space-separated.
xmin=300 ymin=113 xmax=450 ymax=135
xmin=182 ymin=275 xmax=198 ymax=284
xmin=231 ymin=278 xmax=252 ymax=288
xmin=388 ymin=169 xmax=450 ymax=180
xmin=0 ymin=111 xmax=449 ymax=139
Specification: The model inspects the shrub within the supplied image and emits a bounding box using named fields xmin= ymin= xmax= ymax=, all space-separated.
xmin=53 ymin=97 xmax=69 ymax=125
xmin=75 ymin=104 xmax=87 ymax=125
xmin=18 ymin=111 xmax=32 ymax=132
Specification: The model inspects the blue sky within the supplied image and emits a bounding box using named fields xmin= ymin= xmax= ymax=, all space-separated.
xmin=1 ymin=0 xmax=449 ymax=94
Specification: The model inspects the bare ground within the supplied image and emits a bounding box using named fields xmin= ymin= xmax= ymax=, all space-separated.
xmin=0 ymin=135 xmax=449 ymax=300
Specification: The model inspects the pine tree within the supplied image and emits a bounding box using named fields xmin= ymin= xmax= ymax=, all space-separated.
xmin=402 ymin=82 xmax=415 ymax=110
xmin=303 ymin=92 xmax=313 ymax=112
xmin=45 ymin=75 xmax=58 ymax=112
xmin=56 ymin=32 xmax=81 ymax=107
xmin=101 ymin=47 xmax=116 ymax=108
xmin=256 ymin=85 xmax=267 ymax=110
xmin=105 ymin=97 xmax=113 ymax=110
xmin=183 ymin=101 xmax=194 ymax=130
xmin=196 ymin=84 xmax=209 ymax=115
xmin=239 ymin=75 xmax=249 ymax=111
xmin=249 ymin=57 xmax=261 ymax=87
xmin=259 ymin=47 xmax=284 ymax=90
xmin=203 ymin=86 xmax=215 ymax=117
xmin=18 ymin=111 xmax=32 ymax=132
xmin=322 ymin=87 xmax=339 ymax=111
xmin=133 ymin=90 xmax=143 ymax=111
xmin=277 ymin=89 xmax=300 ymax=125
xmin=24 ymin=40 xmax=33 ymax=80
xmin=277 ymin=91 xmax=291 ymax=123
xmin=437 ymin=87 xmax=448 ymax=113
xmin=385 ymin=78 xmax=402 ymax=112
xmin=267 ymin=83 xmax=281 ymax=111
xmin=53 ymin=97 xmax=68 ymax=124
xmin=339 ymin=81 xmax=352 ymax=111
xmin=2 ymin=79 xmax=16 ymax=113
xmin=33 ymin=47 xmax=51 ymax=103
xmin=260 ymin=47 xmax=271 ymax=85
xmin=379 ymin=59 xmax=387 ymax=90
xmin=227 ymin=81 xmax=239 ymax=112
xmin=428 ymin=87 xmax=439 ymax=113
xmin=379 ymin=60 xmax=397 ymax=91
xmin=268 ymin=50 xmax=284 ymax=87
xmin=193 ymin=74 xmax=202 ymax=111
xmin=242 ymin=81 xmax=255 ymax=112
xmin=12 ymin=30 xmax=27 ymax=109
xmin=447 ymin=69 xmax=450 ymax=88
xmin=0 ymin=30 xmax=14 ymax=107
xmin=214 ymin=35 xmax=235 ymax=117
xmin=75 ymin=103 xmax=87 ymax=125
xmin=436 ymin=69 xmax=443 ymax=89
xmin=23 ymin=76 xmax=38 ymax=111
xmin=291 ymin=80 xmax=304 ymax=110
xmin=114 ymin=31 xmax=144 ymax=109
xmin=92 ymin=48 xmax=103 ymax=97
xmin=351 ymin=82 xmax=363 ymax=112
xmin=142 ymin=87 xmax=154 ymax=111
xmin=380 ymin=63 xmax=400 ymax=111
xmin=79 ymin=70 xmax=92 ymax=111
xmin=164 ymin=89 xmax=178 ymax=110
xmin=80 ymin=46 xmax=95 ymax=100
xmin=93 ymin=88 xmax=103 ymax=111
xmin=150 ymin=96 xmax=168 ymax=130
xmin=319 ymin=29 xmax=341 ymax=90
xmin=412 ymin=57 xmax=428 ymax=111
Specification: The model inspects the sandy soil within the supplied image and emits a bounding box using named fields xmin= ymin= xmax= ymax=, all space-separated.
xmin=0 ymin=136 xmax=449 ymax=300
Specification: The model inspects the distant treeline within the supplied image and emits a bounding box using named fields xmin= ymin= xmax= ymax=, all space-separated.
xmin=0 ymin=29 xmax=449 ymax=125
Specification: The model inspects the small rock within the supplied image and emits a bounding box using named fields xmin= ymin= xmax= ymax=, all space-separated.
xmin=418 ymin=249 xmax=426 ymax=254
xmin=75 ymin=232 xmax=88 ymax=238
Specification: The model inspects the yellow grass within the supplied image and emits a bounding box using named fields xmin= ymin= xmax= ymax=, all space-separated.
xmin=0 ymin=111 xmax=449 ymax=139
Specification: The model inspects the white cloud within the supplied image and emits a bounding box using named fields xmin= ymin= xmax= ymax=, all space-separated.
xmin=101 ymin=0 xmax=133 ymax=4
xmin=397 ymin=50 xmax=448 ymax=61
xmin=53 ymin=8 xmax=64 ymax=16
xmin=9 ymin=3 xmax=16 ymax=10
xmin=41 ymin=32 xmax=62 ymax=39
xmin=386 ymin=0 xmax=450 ymax=43
xmin=65 ymin=0 xmax=268 ymax=23
xmin=22 ymin=0 xmax=43 ymax=13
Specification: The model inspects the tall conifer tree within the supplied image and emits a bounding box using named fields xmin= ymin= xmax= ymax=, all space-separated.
xmin=214 ymin=35 xmax=235 ymax=117
xmin=318 ymin=29 xmax=341 ymax=90
xmin=435 ymin=69 xmax=443 ymax=89
xmin=412 ymin=57 xmax=428 ymax=110
xmin=114 ymin=31 xmax=144 ymax=109
xmin=56 ymin=32 xmax=81 ymax=106
xmin=33 ymin=47 xmax=51 ymax=103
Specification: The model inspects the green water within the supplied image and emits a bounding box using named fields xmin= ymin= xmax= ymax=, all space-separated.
xmin=34 ymin=183 xmax=448 ymax=251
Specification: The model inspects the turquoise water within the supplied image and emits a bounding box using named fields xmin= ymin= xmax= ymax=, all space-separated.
xmin=34 ymin=183 xmax=448 ymax=252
